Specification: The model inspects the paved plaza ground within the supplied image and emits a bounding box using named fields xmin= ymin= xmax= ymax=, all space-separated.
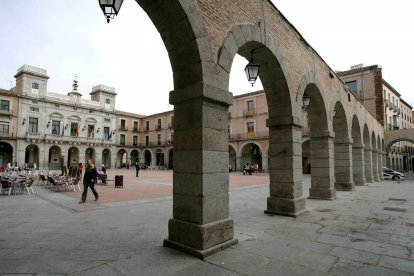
xmin=0 ymin=169 xmax=413 ymax=275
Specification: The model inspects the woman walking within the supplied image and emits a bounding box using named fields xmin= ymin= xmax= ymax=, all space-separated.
xmin=79 ymin=159 xmax=99 ymax=204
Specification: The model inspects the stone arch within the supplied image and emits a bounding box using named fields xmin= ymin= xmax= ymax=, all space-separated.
xmin=67 ymin=147 xmax=79 ymax=169
xmin=48 ymin=145 xmax=62 ymax=170
xmin=116 ymin=149 xmax=127 ymax=168
xmin=332 ymin=101 xmax=353 ymax=191
xmin=155 ymin=148 xmax=165 ymax=167
xmin=85 ymin=147 xmax=96 ymax=164
xmin=239 ymin=142 xmax=263 ymax=170
xmin=24 ymin=144 xmax=39 ymax=168
xmin=363 ymin=125 xmax=374 ymax=183
xmin=143 ymin=149 xmax=152 ymax=166
xmin=351 ymin=115 xmax=365 ymax=185
xmin=102 ymin=148 xmax=111 ymax=169
xmin=0 ymin=142 xmax=13 ymax=166
xmin=130 ymin=149 xmax=140 ymax=166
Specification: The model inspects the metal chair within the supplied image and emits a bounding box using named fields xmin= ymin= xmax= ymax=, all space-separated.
xmin=0 ymin=180 xmax=12 ymax=196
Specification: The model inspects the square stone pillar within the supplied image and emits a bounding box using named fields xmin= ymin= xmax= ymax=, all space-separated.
xmin=164 ymin=84 xmax=237 ymax=259
xmin=334 ymin=138 xmax=355 ymax=191
xmin=364 ymin=147 xmax=374 ymax=183
xmin=309 ymin=131 xmax=336 ymax=200
xmin=352 ymin=143 xmax=366 ymax=186
xmin=261 ymin=152 xmax=268 ymax=173
xmin=372 ymin=149 xmax=380 ymax=182
xmin=264 ymin=116 xmax=306 ymax=217
xmin=379 ymin=151 xmax=384 ymax=180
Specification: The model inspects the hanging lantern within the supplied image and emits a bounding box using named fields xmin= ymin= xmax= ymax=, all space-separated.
xmin=302 ymin=94 xmax=311 ymax=109
xmin=244 ymin=58 xmax=260 ymax=87
xmin=98 ymin=0 xmax=124 ymax=23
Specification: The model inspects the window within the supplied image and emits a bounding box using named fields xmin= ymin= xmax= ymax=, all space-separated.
xmin=146 ymin=121 xmax=149 ymax=131
xmin=55 ymin=104 xmax=60 ymax=108
xmin=51 ymin=120 xmax=60 ymax=135
xmin=345 ymin=81 xmax=357 ymax=93
xmin=32 ymin=100 xmax=38 ymax=104
xmin=0 ymin=100 xmax=10 ymax=112
xmin=120 ymin=134 xmax=125 ymax=146
xmin=104 ymin=127 xmax=110 ymax=140
xmin=32 ymin=83 xmax=39 ymax=89
xmin=0 ymin=122 xmax=9 ymax=136
xmin=228 ymin=124 xmax=231 ymax=133
xmin=133 ymin=121 xmax=139 ymax=131
xmin=157 ymin=134 xmax=162 ymax=145
xmin=247 ymin=100 xmax=255 ymax=111
xmin=70 ymin=122 xmax=78 ymax=137
xmin=133 ymin=135 xmax=138 ymax=146
xmin=105 ymin=99 xmax=110 ymax=104
xmin=104 ymin=118 xmax=110 ymax=122
xmin=121 ymin=119 xmax=126 ymax=130
xmin=28 ymin=117 xmax=38 ymax=134
xmin=157 ymin=118 xmax=162 ymax=130
xmin=145 ymin=135 xmax=149 ymax=146
xmin=88 ymin=125 xmax=95 ymax=138
xmin=89 ymin=110 xmax=94 ymax=113
xmin=247 ymin=122 xmax=254 ymax=133
xmin=29 ymin=106 xmax=39 ymax=112
xmin=169 ymin=116 xmax=174 ymax=128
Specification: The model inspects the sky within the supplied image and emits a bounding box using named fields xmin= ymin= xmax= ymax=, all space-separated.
xmin=0 ymin=0 xmax=413 ymax=115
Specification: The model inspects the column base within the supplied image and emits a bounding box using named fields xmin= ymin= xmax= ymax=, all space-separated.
xmin=164 ymin=218 xmax=237 ymax=259
xmin=354 ymin=178 xmax=367 ymax=186
xmin=334 ymin=181 xmax=355 ymax=191
xmin=264 ymin=197 xmax=307 ymax=217
xmin=308 ymin=187 xmax=336 ymax=200
xmin=365 ymin=176 xmax=374 ymax=183
xmin=373 ymin=176 xmax=380 ymax=182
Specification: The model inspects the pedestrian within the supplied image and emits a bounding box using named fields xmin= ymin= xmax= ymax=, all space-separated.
xmin=78 ymin=162 xmax=83 ymax=177
xmin=135 ymin=159 xmax=140 ymax=177
xmin=101 ymin=164 xmax=106 ymax=174
xmin=254 ymin=162 xmax=259 ymax=175
xmin=79 ymin=159 xmax=99 ymax=204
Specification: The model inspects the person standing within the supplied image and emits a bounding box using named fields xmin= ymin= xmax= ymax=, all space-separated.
xmin=135 ymin=159 xmax=140 ymax=177
xmin=79 ymin=159 xmax=98 ymax=204
xmin=78 ymin=162 xmax=83 ymax=177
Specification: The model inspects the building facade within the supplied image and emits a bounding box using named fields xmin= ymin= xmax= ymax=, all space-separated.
xmin=0 ymin=88 xmax=19 ymax=166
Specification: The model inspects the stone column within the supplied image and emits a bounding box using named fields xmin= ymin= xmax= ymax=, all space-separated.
xmin=364 ymin=146 xmax=374 ymax=183
xmin=308 ymin=131 xmax=336 ymax=200
xmin=264 ymin=116 xmax=306 ymax=217
xmin=151 ymin=152 xmax=156 ymax=167
xmin=261 ymin=152 xmax=268 ymax=173
xmin=334 ymin=137 xmax=354 ymax=191
xmin=236 ymin=155 xmax=242 ymax=171
xmin=379 ymin=151 xmax=384 ymax=180
xmin=95 ymin=150 xmax=102 ymax=168
xmin=111 ymin=150 xmax=116 ymax=169
xmin=372 ymin=149 xmax=379 ymax=182
xmin=352 ymin=143 xmax=366 ymax=185
xmin=163 ymin=84 xmax=237 ymax=259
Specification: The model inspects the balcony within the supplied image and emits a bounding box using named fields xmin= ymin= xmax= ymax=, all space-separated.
xmin=0 ymin=132 xmax=10 ymax=138
xmin=119 ymin=127 xmax=128 ymax=132
xmin=396 ymin=107 xmax=401 ymax=115
xmin=144 ymin=127 xmax=149 ymax=133
xmin=384 ymin=99 xmax=389 ymax=108
xmin=132 ymin=127 xmax=140 ymax=133
xmin=0 ymin=109 xmax=11 ymax=116
xmin=228 ymin=131 xmax=269 ymax=141
xmin=389 ymin=104 xmax=394 ymax=111
xmin=243 ymin=109 xmax=256 ymax=117
xmin=155 ymin=125 xmax=162 ymax=131
xmin=168 ymin=123 xmax=174 ymax=129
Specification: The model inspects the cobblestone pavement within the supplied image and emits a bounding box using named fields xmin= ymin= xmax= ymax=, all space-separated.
xmin=0 ymin=171 xmax=412 ymax=275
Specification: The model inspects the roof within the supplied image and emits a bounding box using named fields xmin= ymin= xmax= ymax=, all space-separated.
xmin=233 ymin=90 xmax=265 ymax=100
xmin=336 ymin=65 xmax=380 ymax=77
xmin=382 ymin=79 xmax=401 ymax=97
xmin=400 ymin=98 xmax=412 ymax=109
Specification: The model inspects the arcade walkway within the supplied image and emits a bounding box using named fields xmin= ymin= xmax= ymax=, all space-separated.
xmin=0 ymin=171 xmax=413 ymax=275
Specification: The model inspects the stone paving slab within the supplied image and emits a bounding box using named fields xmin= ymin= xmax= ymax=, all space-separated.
xmin=0 ymin=171 xmax=413 ymax=275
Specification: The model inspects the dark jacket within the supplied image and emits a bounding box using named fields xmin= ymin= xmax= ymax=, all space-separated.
xmin=83 ymin=164 xmax=97 ymax=184
xmin=135 ymin=162 xmax=140 ymax=171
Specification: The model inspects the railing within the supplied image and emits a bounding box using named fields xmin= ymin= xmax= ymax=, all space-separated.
xmin=384 ymin=99 xmax=389 ymax=108
xmin=0 ymin=109 xmax=11 ymax=115
xmin=144 ymin=128 xmax=149 ymax=132
xmin=155 ymin=125 xmax=162 ymax=131
xmin=132 ymin=128 xmax=140 ymax=133
xmin=389 ymin=103 xmax=394 ymax=111
xmin=26 ymin=132 xmax=42 ymax=139
xmin=243 ymin=109 xmax=256 ymax=117
xmin=0 ymin=132 xmax=10 ymax=137
xmin=119 ymin=127 xmax=128 ymax=132
xmin=228 ymin=131 xmax=268 ymax=140
xmin=168 ymin=123 xmax=173 ymax=129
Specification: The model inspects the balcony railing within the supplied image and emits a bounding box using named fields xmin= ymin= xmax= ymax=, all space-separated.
xmin=132 ymin=127 xmax=140 ymax=133
xmin=0 ymin=132 xmax=10 ymax=137
xmin=243 ymin=109 xmax=256 ymax=117
xmin=228 ymin=131 xmax=268 ymax=141
xmin=0 ymin=109 xmax=11 ymax=115
xmin=144 ymin=127 xmax=149 ymax=132
xmin=168 ymin=123 xmax=174 ymax=129
xmin=389 ymin=104 xmax=394 ymax=111
xmin=384 ymin=99 xmax=389 ymax=108
xmin=155 ymin=125 xmax=162 ymax=131
xmin=119 ymin=127 xmax=128 ymax=132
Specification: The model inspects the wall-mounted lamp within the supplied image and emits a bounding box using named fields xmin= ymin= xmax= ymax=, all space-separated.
xmin=112 ymin=130 xmax=116 ymax=135
xmin=47 ymin=121 xmax=50 ymax=128
xmin=97 ymin=128 xmax=100 ymax=133
xmin=82 ymin=127 xmax=85 ymax=132
xmin=65 ymin=124 xmax=68 ymax=130
xmin=302 ymin=94 xmax=311 ymax=111
xmin=333 ymin=109 xmax=337 ymax=117
xmin=22 ymin=118 xmax=26 ymax=125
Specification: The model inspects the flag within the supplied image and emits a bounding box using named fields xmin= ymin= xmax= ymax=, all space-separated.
xmin=61 ymin=125 xmax=64 ymax=137
xmin=108 ymin=130 xmax=112 ymax=140
xmin=76 ymin=127 xmax=80 ymax=138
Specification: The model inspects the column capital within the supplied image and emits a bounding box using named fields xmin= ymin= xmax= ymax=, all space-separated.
xmin=364 ymin=146 xmax=373 ymax=151
xmin=266 ymin=116 xmax=302 ymax=128
xmin=334 ymin=137 xmax=353 ymax=144
xmin=353 ymin=142 xmax=365 ymax=148
xmin=169 ymin=82 xmax=232 ymax=107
